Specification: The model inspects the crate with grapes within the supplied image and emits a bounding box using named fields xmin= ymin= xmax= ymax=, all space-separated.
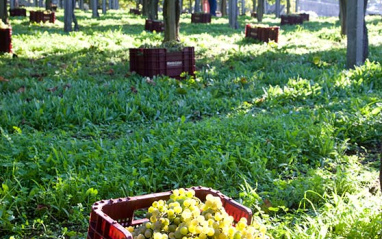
xmin=87 ymin=186 xmax=270 ymax=239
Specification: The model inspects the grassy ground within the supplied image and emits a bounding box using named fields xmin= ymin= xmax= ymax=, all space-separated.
xmin=0 ymin=9 xmax=381 ymax=239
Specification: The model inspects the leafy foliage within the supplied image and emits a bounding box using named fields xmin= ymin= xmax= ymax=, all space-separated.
xmin=0 ymin=9 xmax=381 ymax=239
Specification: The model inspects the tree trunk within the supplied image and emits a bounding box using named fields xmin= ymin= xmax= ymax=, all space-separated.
xmin=73 ymin=0 xmax=79 ymax=30
xmin=380 ymin=144 xmax=382 ymax=192
xmin=346 ymin=0 xmax=368 ymax=68
xmin=363 ymin=0 xmax=368 ymax=62
xmin=79 ymin=0 xmax=84 ymax=10
xmin=142 ymin=0 xmax=148 ymax=15
xmin=339 ymin=0 xmax=347 ymax=35
xmin=102 ymin=0 xmax=106 ymax=14
xmin=64 ymin=0 xmax=73 ymax=32
xmin=195 ymin=0 xmax=201 ymax=12
xmin=221 ymin=0 xmax=227 ymax=15
xmin=164 ymin=0 xmax=180 ymax=42
xmin=0 ymin=0 xmax=8 ymax=24
xmin=275 ymin=0 xmax=280 ymax=18
xmin=46 ymin=0 xmax=52 ymax=10
xmin=114 ymin=0 xmax=118 ymax=9
xmin=252 ymin=0 xmax=256 ymax=13
xmin=286 ymin=0 xmax=290 ymax=14
xmin=148 ymin=0 xmax=159 ymax=20
xmin=92 ymin=0 xmax=99 ymax=17
xmin=257 ymin=0 xmax=264 ymax=22
xmin=228 ymin=0 xmax=238 ymax=29
xmin=295 ymin=0 xmax=298 ymax=12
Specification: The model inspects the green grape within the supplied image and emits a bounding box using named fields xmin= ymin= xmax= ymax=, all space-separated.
xmin=233 ymin=231 xmax=242 ymax=239
xmin=168 ymin=232 xmax=176 ymax=239
xmin=145 ymin=222 xmax=152 ymax=229
xmin=174 ymin=206 xmax=182 ymax=214
xmin=174 ymin=230 xmax=182 ymax=239
xmin=145 ymin=229 xmax=153 ymax=238
xmin=178 ymin=188 xmax=186 ymax=195
xmin=137 ymin=234 xmax=145 ymax=239
xmin=185 ymin=191 xmax=194 ymax=198
xmin=183 ymin=199 xmax=190 ymax=207
xmin=179 ymin=226 xmax=188 ymax=235
xmin=206 ymin=227 xmax=215 ymax=236
xmin=236 ymin=221 xmax=246 ymax=231
xmin=168 ymin=224 xmax=177 ymax=232
xmin=167 ymin=209 xmax=175 ymax=218
xmin=199 ymin=233 xmax=207 ymax=239
xmin=153 ymin=232 xmax=162 ymax=239
xmin=173 ymin=217 xmax=181 ymax=225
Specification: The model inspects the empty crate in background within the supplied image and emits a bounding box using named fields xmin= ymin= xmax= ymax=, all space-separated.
xmin=144 ymin=19 xmax=164 ymax=32
xmin=87 ymin=186 xmax=253 ymax=239
xmin=129 ymin=47 xmax=195 ymax=79
xmin=129 ymin=8 xmax=141 ymax=15
xmin=281 ymin=13 xmax=309 ymax=25
xmin=191 ymin=13 xmax=211 ymax=23
xmin=245 ymin=24 xmax=280 ymax=43
xmin=30 ymin=11 xmax=55 ymax=23
xmin=9 ymin=8 xmax=27 ymax=17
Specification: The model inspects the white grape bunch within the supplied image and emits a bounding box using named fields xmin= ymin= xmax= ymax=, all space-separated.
xmin=126 ymin=188 xmax=269 ymax=239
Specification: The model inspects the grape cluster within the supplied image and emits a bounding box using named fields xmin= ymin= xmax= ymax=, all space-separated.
xmin=126 ymin=188 xmax=269 ymax=239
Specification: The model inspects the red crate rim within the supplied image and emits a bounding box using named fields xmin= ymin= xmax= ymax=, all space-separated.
xmin=89 ymin=186 xmax=252 ymax=238
xmin=129 ymin=46 xmax=194 ymax=52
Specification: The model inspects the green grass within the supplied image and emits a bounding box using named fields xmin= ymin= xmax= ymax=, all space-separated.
xmin=0 ymin=9 xmax=381 ymax=238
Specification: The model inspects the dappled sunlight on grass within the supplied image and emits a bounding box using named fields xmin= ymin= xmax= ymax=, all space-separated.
xmin=0 ymin=9 xmax=381 ymax=239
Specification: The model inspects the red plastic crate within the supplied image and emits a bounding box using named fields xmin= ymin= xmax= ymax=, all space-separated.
xmin=51 ymin=4 xmax=58 ymax=11
xmin=281 ymin=14 xmax=304 ymax=25
xmin=129 ymin=47 xmax=195 ymax=79
xmin=87 ymin=186 xmax=253 ymax=239
xmin=245 ymin=25 xmax=279 ymax=43
xmin=43 ymin=12 xmax=55 ymax=23
xmin=129 ymin=8 xmax=141 ymax=15
xmin=144 ymin=19 xmax=164 ymax=32
xmin=299 ymin=13 xmax=309 ymax=22
xmin=30 ymin=11 xmax=55 ymax=23
xmin=191 ymin=13 xmax=211 ymax=23
xmin=9 ymin=8 xmax=27 ymax=17
xmin=0 ymin=28 xmax=12 ymax=53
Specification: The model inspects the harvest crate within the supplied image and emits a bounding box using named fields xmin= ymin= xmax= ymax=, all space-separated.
xmin=0 ymin=27 xmax=12 ymax=53
xmin=51 ymin=4 xmax=58 ymax=11
xmin=144 ymin=19 xmax=164 ymax=32
xmin=245 ymin=24 xmax=279 ymax=43
xmin=191 ymin=13 xmax=211 ymax=23
xmin=30 ymin=11 xmax=55 ymax=23
xmin=87 ymin=186 xmax=253 ymax=239
xmin=280 ymin=14 xmax=304 ymax=25
xmin=299 ymin=13 xmax=309 ymax=22
xmin=129 ymin=47 xmax=195 ymax=79
xmin=9 ymin=8 xmax=27 ymax=17
xmin=129 ymin=8 xmax=140 ymax=15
